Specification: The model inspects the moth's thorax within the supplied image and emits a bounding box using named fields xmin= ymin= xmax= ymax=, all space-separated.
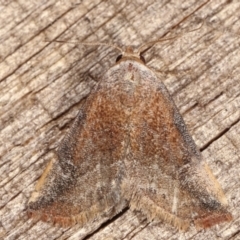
xmin=102 ymin=60 xmax=157 ymax=95
xmin=121 ymin=61 xmax=142 ymax=82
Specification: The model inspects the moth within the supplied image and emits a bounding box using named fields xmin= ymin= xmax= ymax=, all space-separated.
xmin=28 ymin=43 xmax=232 ymax=231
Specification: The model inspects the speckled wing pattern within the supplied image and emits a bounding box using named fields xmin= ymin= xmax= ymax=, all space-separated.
xmin=28 ymin=58 xmax=232 ymax=230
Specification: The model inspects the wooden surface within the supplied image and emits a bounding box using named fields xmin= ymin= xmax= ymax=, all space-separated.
xmin=0 ymin=0 xmax=239 ymax=239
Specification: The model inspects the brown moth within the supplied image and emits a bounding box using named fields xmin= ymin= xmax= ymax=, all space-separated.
xmin=28 ymin=44 xmax=232 ymax=231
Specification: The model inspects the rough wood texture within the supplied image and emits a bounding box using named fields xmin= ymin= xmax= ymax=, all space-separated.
xmin=0 ymin=0 xmax=239 ymax=239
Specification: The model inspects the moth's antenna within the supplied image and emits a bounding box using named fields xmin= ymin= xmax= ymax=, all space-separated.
xmin=137 ymin=22 xmax=204 ymax=55
xmin=167 ymin=0 xmax=211 ymax=33
xmin=137 ymin=0 xmax=210 ymax=55
xmin=52 ymin=40 xmax=123 ymax=54
xmin=137 ymin=36 xmax=178 ymax=55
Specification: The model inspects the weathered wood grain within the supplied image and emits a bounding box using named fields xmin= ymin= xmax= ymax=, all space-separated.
xmin=0 ymin=0 xmax=239 ymax=239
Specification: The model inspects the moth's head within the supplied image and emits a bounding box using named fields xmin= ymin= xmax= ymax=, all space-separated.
xmin=115 ymin=46 xmax=146 ymax=65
